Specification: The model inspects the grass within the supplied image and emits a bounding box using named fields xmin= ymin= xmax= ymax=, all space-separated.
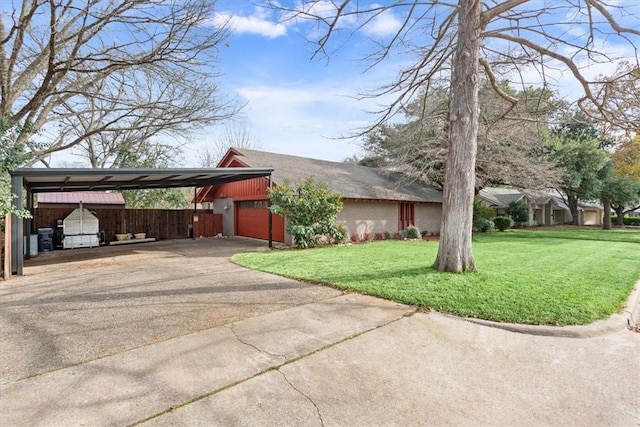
xmin=232 ymin=228 xmax=640 ymax=326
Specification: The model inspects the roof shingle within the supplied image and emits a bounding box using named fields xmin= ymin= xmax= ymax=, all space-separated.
xmin=231 ymin=148 xmax=443 ymax=203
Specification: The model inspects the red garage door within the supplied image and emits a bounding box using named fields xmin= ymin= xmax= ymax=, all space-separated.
xmin=236 ymin=201 xmax=285 ymax=242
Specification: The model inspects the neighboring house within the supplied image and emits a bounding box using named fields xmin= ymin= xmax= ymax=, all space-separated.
xmin=478 ymin=187 xmax=603 ymax=226
xmin=37 ymin=191 xmax=125 ymax=209
xmin=195 ymin=148 xmax=443 ymax=244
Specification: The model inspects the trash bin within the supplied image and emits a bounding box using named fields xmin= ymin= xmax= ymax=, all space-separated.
xmin=37 ymin=228 xmax=54 ymax=252
xmin=23 ymin=235 xmax=38 ymax=257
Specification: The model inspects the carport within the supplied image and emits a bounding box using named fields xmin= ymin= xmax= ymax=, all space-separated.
xmin=8 ymin=167 xmax=274 ymax=276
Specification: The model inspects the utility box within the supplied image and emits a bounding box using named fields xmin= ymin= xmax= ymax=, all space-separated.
xmin=37 ymin=228 xmax=54 ymax=252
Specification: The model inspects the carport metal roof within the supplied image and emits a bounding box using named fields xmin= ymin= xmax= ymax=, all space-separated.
xmin=8 ymin=167 xmax=274 ymax=276
xmin=11 ymin=167 xmax=274 ymax=192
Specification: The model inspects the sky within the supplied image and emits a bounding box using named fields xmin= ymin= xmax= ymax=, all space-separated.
xmin=181 ymin=0 xmax=409 ymax=165
xmin=180 ymin=0 xmax=639 ymax=166
xmin=49 ymin=0 xmax=639 ymax=167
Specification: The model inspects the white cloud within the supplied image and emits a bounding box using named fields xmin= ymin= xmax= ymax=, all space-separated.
xmin=212 ymin=8 xmax=287 ymax=39
xmin=361 ymin=7 xmax=403 ymax=38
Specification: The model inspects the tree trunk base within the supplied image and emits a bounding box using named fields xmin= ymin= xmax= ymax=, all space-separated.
xmin=434 ymin=249 xmax=477 ymax=273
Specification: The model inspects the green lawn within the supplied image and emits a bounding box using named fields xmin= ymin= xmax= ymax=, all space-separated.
xmin=232 ymin=229 xmax=640 ymax=326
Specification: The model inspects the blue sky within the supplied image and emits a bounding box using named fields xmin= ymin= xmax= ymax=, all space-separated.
xmin=180 ymin=0 xmax=639 ymax=166
xmin=182 ymin=0 xmax=412 ymax=164
xmin=39 ymin=0 xmax=637 ymax=167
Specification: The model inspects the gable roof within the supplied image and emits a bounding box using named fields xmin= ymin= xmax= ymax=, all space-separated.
xmin=222 ymin=148 xmax=443 ymax=203
xmin=37 ymin=191 xmax=125 ymax=205
xmin=479 ymin=187 xmax=602 ymax=211
xmin=478 ymin=188 xmax=525 ymax=207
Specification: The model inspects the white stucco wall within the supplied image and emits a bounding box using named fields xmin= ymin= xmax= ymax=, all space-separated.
xmin=415 ymin=203 xmax=442 ymax=235
xmin=338 ymin=201 xmax=398 ymax=239
xmin=337 ymin=200 xmax=443 ymax=239
xmin=212 ymin=198 xmax=234 ymax=236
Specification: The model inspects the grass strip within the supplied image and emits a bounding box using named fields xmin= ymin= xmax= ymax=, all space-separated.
xmin=233 ymin=229 xmax=640 ymax=326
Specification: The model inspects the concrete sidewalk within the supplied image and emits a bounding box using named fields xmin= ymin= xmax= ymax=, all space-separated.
xmin=3 ymin=292 xmax=639 ymax=427
xmin=0 ymin=294 xmax=413 ymax=426
xmin=146 ymin=314 xmax=640 ymax=427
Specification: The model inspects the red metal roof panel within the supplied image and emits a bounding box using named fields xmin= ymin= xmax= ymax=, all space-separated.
xmin=38 ymin=191 xmax=125 ymax=205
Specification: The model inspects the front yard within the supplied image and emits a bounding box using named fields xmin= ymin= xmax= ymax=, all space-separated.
xmin=232 ymin=229 xmax=640 ymax=326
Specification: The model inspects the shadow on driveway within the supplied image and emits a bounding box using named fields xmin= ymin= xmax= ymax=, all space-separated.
xmin=0 ymin=238 xmax=341 ymax=384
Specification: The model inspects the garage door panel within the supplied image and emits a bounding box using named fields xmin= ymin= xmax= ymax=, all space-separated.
xmin=236 ymin=201 xmax=285 ymax=242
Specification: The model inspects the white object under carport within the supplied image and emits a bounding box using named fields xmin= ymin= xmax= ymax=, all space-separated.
xmin=63 ymin=202 xmax=100 ymax=249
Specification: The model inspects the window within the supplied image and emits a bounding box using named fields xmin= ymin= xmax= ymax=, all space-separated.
xmin=237 ymin=200 xmax=269 ymax=209
xmin=399 ymin=202 xmax=415 ymax=230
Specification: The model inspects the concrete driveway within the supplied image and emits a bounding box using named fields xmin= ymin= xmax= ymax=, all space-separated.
xmin=0 ymin=238 xmax=342 ymax=384
xmin=1 ymin=238 xmax=639 ymax=426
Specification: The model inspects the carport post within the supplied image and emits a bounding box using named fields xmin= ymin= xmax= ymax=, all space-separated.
xmin=25 ymin=188 xmax=34 ymax=259
xmin=10 ymin=174 xmax=24 ymax=275
xmin=268 ymin=174 xmax=273 ymax=248
xmin=193 ymin=187 xmax=197 ymax=240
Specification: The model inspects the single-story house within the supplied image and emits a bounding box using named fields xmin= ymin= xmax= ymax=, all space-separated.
xmin=478 ymin=187 xmax=603 ymax=226
xmin=195 ymin=148 xmax=443 ymax=244
xmin=37 ymin=191 xmax=125 ymax=209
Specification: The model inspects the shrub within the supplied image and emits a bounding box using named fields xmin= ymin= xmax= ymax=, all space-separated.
xmin=374 ymin=232 xmax=385 ymax=241
xmin=363 ymin=232 xmax=372 ymax=241
xmin=506 ymin=200 xmax=530 ymax=226
xmin=327 ymin=223 xmax=347 ymax=244
xmin=393 ymin=232 xmax=401 ymax=240
xmin=473 ymin=218 xmax=495 ymax=233
xmin=269 ymin=177 xmax=344 ymax=248
xmin=405 ymin=225 xmax=420 ymax=239
xmin=350 ymin=232 xmax=359 ymax=243
xmin=421 ymin=230 xmax=429 ymax=238
xmin=473 ymin=197 xmax=495 ymax=233
xmin=384 ymin=231 xmax=392 ymax=240
xmin=611 ymin=216 xmax=640 ymax=226
xmin=493 ymin=216 xmax=514 ymax=231
xmin=473 ymin=198 xmax=494 ymax=220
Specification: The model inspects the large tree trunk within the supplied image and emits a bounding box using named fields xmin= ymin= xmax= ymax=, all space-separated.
xmin=567 ymin=193 xmax=580 ymax=225
xmin=614 ymin=205 xmax=625 ymax=225
xmin=602 ymin=197 xmax=611 ymax=230
xmin=434 ymin=0 xmax=481 ymax=273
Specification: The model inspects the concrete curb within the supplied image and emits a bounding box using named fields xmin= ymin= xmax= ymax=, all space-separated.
xmin=460 ymin=279 xmax=640 ymax=338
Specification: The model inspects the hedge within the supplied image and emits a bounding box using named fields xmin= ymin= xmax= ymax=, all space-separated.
xmin=610 ymin=216 xmax=640 ymax=226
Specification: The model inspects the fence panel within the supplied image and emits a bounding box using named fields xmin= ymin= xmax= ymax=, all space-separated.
xmin=34 ymin=208 xmax=194 ymax=243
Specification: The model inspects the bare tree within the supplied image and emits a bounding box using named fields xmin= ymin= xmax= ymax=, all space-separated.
xmin=583 ymin=62 xmax=640 ymax=135
xmin=65 ymin=66 xmax=226 ymax=168
xmin=0 ymin=0 xmax=239 ymax=165
xmin=361 ymin=82 xmax=563 ymax=191
xmin=197 ymin=123 xmax=263 ymax=167
xmin=274 ymin=0 xmax=640 ymax=272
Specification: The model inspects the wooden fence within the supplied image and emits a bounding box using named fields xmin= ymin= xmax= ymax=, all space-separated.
xmin=1 ymin=214 xmax=10 ymax=280
xmin=33 ymin=208 xmax=195 ymax=243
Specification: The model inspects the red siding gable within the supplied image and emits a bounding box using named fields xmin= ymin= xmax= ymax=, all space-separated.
xmin=196 ymin=150 xmax=270 ymax=202
xmin=210 ymin=177 xmax=270 ymax=201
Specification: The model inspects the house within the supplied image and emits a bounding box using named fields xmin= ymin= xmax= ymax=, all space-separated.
xmin=195 ymin=148 xmax=443 ymax=244
xmin=37 ymin=191 xmax=125 ymax=209
xmin=478 ymin=187 xmax=603 ymax=226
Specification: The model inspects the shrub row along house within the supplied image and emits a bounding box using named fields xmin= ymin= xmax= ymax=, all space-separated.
xmin=478 ymin=187 xmax=604 ymax=226
xmin=195 ymin=148 xmax=443 ymax=244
